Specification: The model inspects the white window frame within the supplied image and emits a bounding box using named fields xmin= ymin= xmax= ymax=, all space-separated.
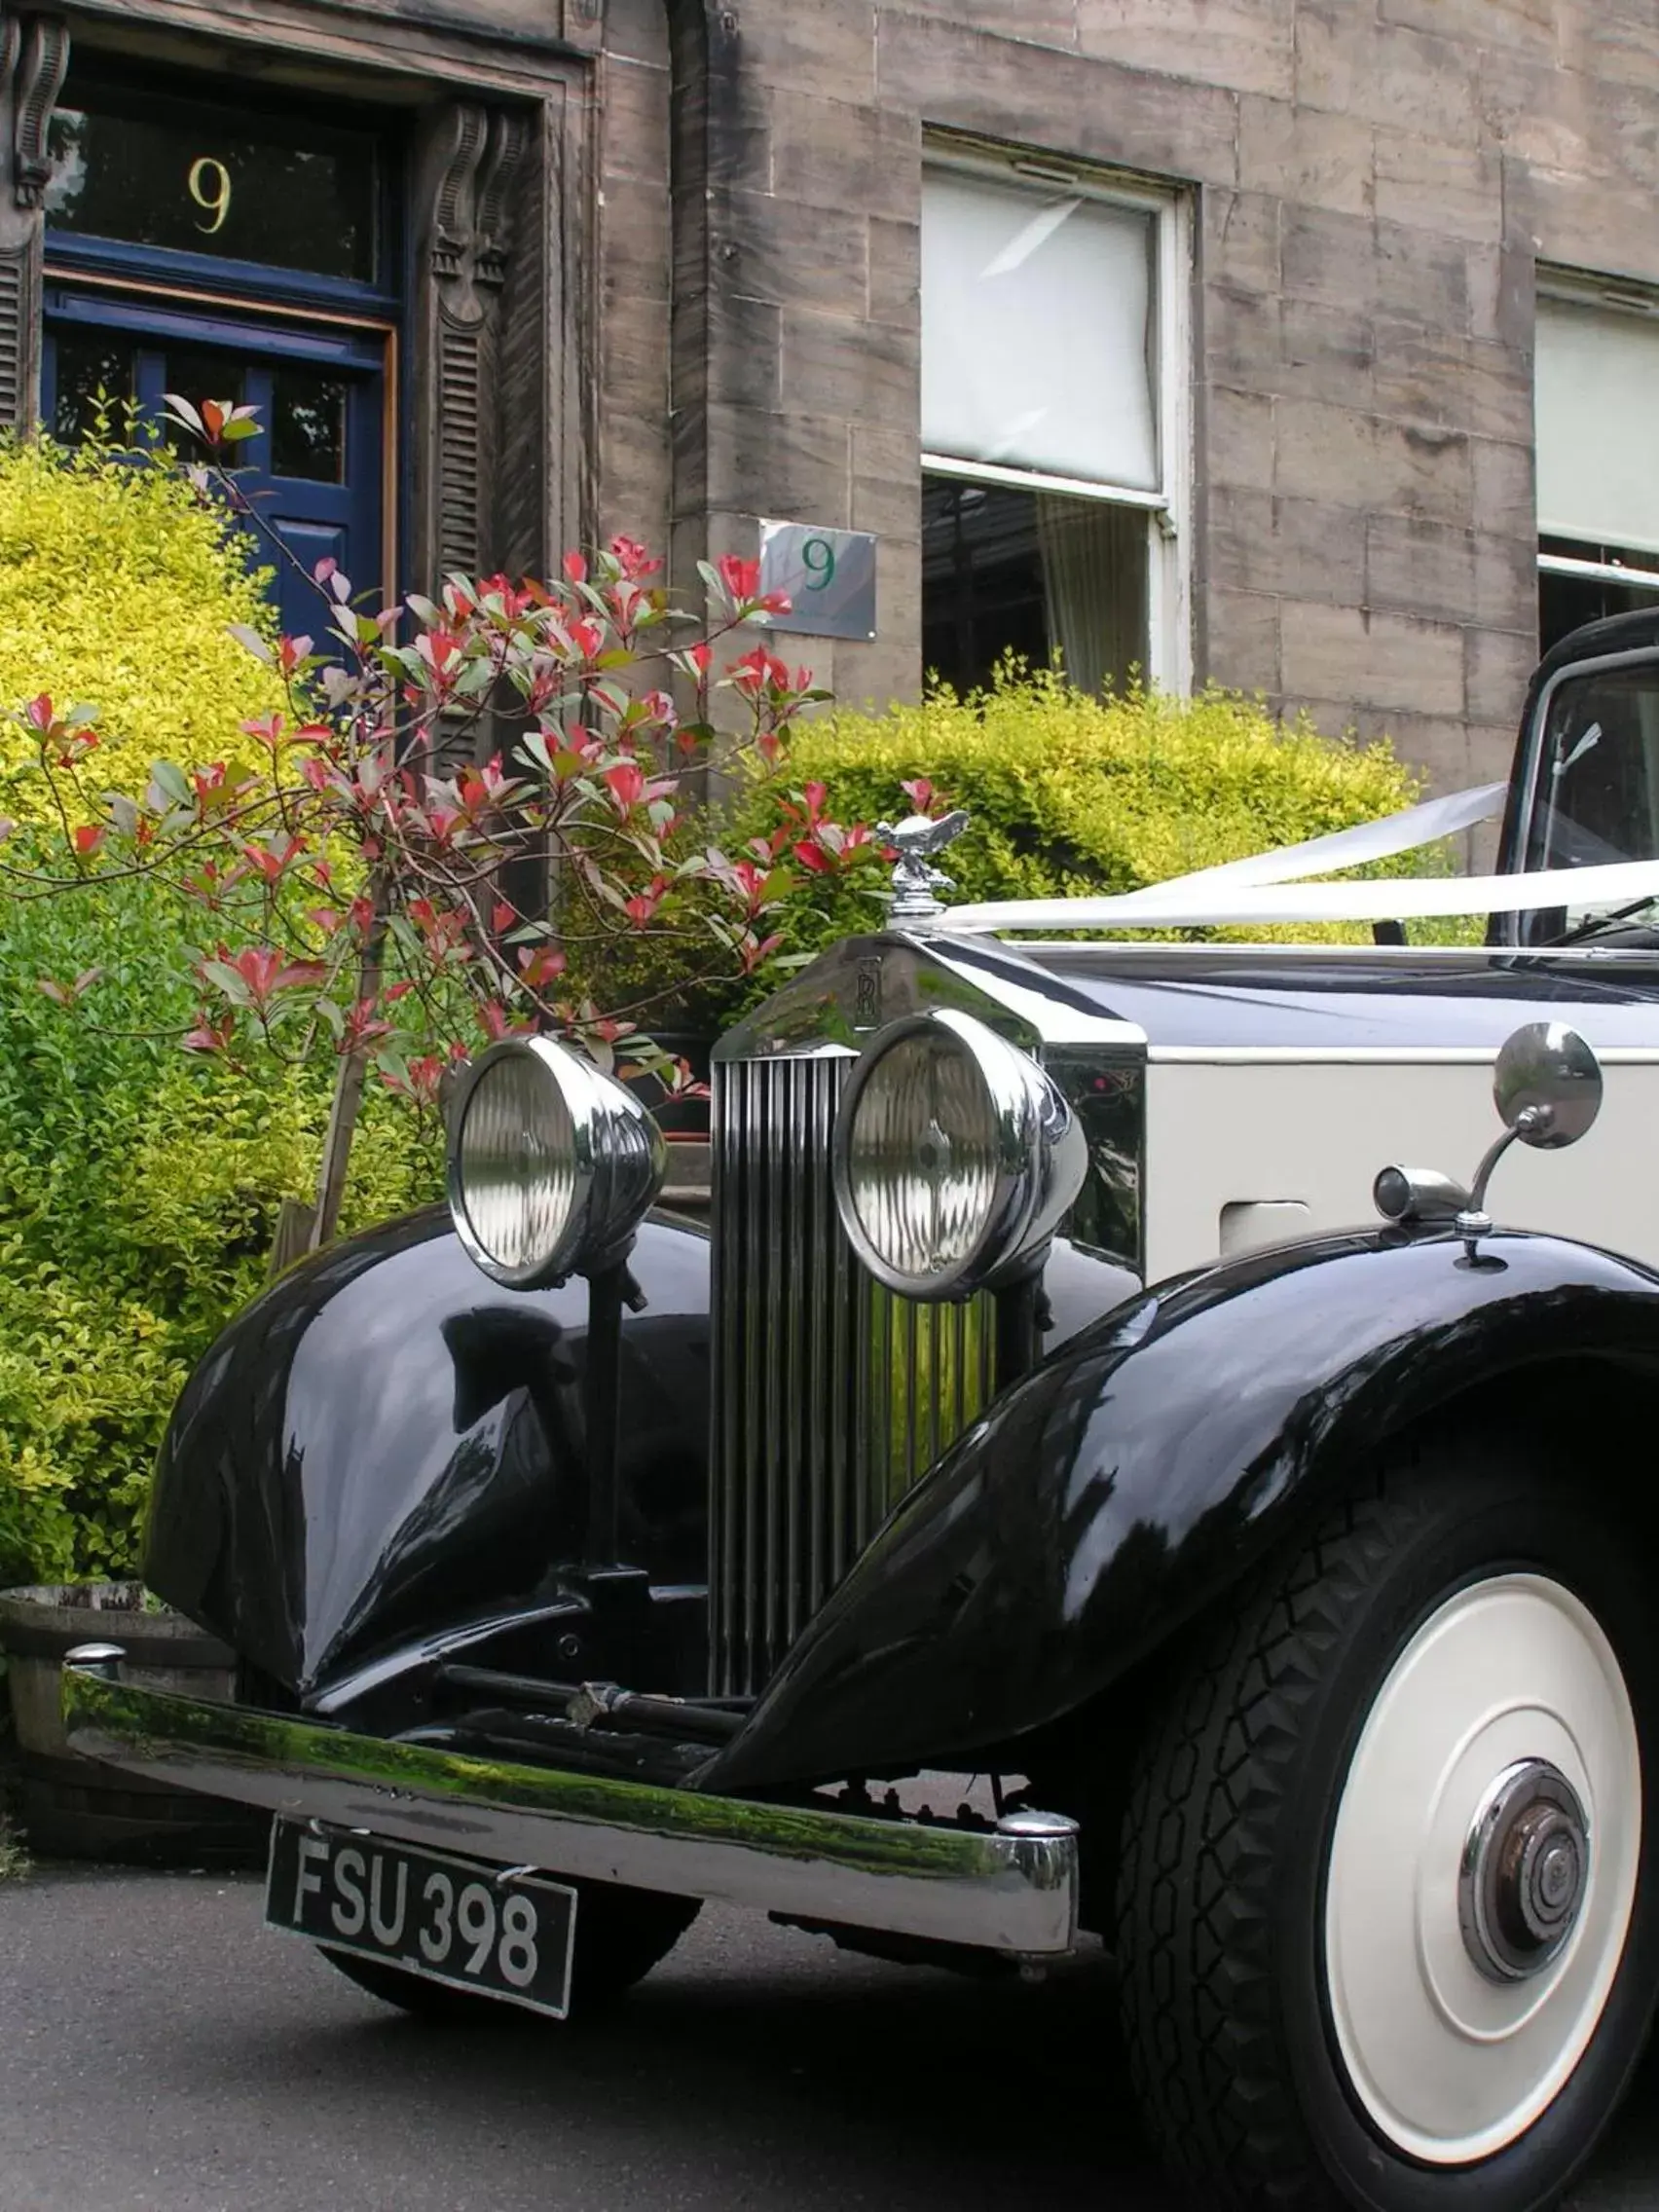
xmin=1535 ymin=267 xmax=1659 ymax=603
xmin=920 ymin=141 xmax=1194 ymax=694
xmin=1537 ymin=548 xmax=1659 ymax=595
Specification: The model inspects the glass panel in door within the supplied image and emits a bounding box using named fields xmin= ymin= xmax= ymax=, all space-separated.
xmin=43 ymin=305 xmax=387 ymax=641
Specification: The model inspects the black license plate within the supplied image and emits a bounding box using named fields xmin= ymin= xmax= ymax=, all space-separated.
xmin=266 ymin=1819 xmax=577 ymax=2018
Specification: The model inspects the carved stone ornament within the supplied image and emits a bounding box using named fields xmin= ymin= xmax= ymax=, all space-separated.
xmin=474 ymin=108 xmax=526 ymax=290
xmin=11 ymin=13 xmax=68 ymax=212
xmin=424 ymin=99 xmax=529 ymax=596
xmin=430 ymin=102 xmax=486 ymax=290
xmin=555 ymin=0 xmax=605 ymax=54
xmin=429 ymin=100 xmax=525 ymax=323
xmin=877 ymin=809 xmax=972 ymax=920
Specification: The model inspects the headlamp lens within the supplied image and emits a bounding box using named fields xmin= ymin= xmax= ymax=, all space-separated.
xmin=843 ymin=1025 xmax=1001 ymax=1284
xmin=455 ymin=1049 xmax=577 ymax=1275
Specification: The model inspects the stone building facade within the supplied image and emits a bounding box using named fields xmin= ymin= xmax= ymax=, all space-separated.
xmin=2 ymin=0 xmax=1657 ymax=793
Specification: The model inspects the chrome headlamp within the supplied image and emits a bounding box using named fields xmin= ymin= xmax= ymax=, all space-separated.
xmin=446 ymin=1037 xmax=666 ymax=1289
xmin=831 ymin=1009 xmax=1087 ymax=1300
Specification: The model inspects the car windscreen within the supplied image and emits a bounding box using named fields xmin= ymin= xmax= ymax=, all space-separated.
xmin=1523 ymin=659 xmax=1659 ymax=871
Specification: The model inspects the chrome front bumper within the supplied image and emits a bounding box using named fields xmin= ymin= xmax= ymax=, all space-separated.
xmin=61 ymin=1650 xmax=1078 ymax=1958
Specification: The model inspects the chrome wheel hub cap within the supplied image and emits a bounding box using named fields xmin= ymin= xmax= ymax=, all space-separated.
xmin=1460 ymin=1760 xmax=1591 ymax=1983
xmin=1324 ymin=1574 xmax=1640 ymax=2166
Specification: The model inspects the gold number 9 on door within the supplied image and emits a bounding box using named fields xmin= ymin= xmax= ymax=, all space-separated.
xmin=187 ymin=157 xmax=232 ymax=237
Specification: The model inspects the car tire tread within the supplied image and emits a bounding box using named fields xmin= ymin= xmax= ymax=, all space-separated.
xmin=1117 ymin=1447 xmax=1435 ymax=2208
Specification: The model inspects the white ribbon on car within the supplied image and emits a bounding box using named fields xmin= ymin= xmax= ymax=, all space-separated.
xmin=935 ymin=781 xmax=1659 ymax=934
xmin=942 ymin=859 xmax=1659 ymax=933
xmin=1112 ymin=780 xmax=1509 ymax=897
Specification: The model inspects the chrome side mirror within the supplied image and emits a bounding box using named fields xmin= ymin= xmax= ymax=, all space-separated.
xmin=1491 ymin=1020 xmax=1603 ymax=1151
xmin=1374 ymin=1021 xmax=1603 ymax=1250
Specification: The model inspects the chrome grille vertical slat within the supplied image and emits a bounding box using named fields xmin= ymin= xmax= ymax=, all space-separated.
xmin=709 ymin=1064 xmax=726 ymax=1692
xmin=955 ymin=1300 xmax=969 ymax=1442
xmin=830 ymin=1073 xmax=855 ymax=1595
xmin=710 ymin=1065 xmax=740 ymax=1695
xmin=769 ymin=1061 xmax=787 ymax=1663
xmin=926 ymin=1309 xmax=943 ymax=1474
xmin=805 ymin=1062 xmax=830 ymax=1622
xmin=866 ymin=1278 xmax=891 ymax=1556
xmin=709 ymin=1053 xmax=995 ymax=1696
xmin=741 ymin=1061 xmax=764 ymax=1686
xmin=902 ymin=1297 xmax=921 ymax=1522
xmin=852 ymin=1240 xmax=874 ymax=1566
xmin=781 ymin=1059 xmax=805 ymax=1647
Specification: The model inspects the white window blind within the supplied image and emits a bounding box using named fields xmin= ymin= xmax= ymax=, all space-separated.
xmin=921 ymin=170 xmax=1159 ymax=494
xmin=1535 ymin=296 xmax=1659 ymax=556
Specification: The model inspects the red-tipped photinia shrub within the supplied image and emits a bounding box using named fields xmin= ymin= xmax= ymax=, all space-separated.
xmin=1 ymin=399 xmax=890 ymax=1247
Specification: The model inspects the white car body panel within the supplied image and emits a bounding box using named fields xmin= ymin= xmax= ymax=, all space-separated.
xmin=1145 ymin=1050 xmax=1659 ymax=1279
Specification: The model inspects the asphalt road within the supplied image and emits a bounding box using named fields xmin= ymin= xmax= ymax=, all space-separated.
xmin=5 ymin=1867 xmax=1659 ymax=2212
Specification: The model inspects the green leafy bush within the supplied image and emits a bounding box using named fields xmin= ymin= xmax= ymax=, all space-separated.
xmin=0 ymin=870 xmax=439 ymax=1584
xmin=0 ymin=442 xmax=834 ymax=1576
xmin=725 ymin=669 xmax=1453 ymax=970
xmin=0 ymin=428 xmax=435 ymax=1582
xmin=0 ymin=431 xmax=285 ymax=817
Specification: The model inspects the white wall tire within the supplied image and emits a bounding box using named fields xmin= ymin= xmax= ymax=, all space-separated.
xmin=1325 ymin=1573 xmax=1641 ymax=2166
xmin=1116 ymin=1432 xmax=1659 ymax=2212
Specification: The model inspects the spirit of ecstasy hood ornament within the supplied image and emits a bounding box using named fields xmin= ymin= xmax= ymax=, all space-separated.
xmin=878 ymin=808 xmax=972 ymax=921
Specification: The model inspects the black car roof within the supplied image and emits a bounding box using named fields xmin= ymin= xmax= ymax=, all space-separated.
xmin=1534 ymin=607 xmax=1659 ymax=688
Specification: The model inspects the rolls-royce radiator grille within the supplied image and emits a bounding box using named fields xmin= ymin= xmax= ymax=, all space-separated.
xmin=709 ymin=1054 xmax=996 ymax=1697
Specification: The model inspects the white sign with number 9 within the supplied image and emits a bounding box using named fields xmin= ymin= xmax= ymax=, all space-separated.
xmin=756 ymin=518 xmax=878 ymax=642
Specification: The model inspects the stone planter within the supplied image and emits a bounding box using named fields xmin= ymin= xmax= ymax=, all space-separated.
xmin=0 ymin=1582 xmax=266 ymax=1866
xmin=659 ymin=1133 xmax=712 ymax=1215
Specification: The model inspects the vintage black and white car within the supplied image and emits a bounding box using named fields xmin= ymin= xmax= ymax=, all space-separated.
xmin=64 ymin=607 xmax=1659 ymax=2209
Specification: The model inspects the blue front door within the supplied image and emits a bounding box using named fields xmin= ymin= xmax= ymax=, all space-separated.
xmin=40 ymin=64 xmax=400 ymax=642
xmin=43 ymin=293 xmax=388 ymax=641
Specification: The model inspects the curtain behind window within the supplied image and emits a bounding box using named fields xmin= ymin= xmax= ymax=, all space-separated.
xmin=1035 ymin=495 xmax=1147 ymax=694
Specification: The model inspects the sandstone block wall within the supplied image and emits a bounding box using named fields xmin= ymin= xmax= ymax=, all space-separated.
xmin=591 ymin=0 xmax=1659 ymax=791
xmin=43 ymin=0 xmax=1659 ymax=793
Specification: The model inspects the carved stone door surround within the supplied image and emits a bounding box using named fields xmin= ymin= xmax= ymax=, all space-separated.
xmin=0 ymin=2 xmax=595 ymax=604
xmin=415 ymin=95 xmax=529 ymax=587
xmin=0 ymin=6 xmax=67 ymax=429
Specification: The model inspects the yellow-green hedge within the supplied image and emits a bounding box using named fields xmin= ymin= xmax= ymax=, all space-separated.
xmin=0 ymin=437 xmax=430 ymax=1583
xmin=791 ymin=671 xmax=1421 ymax=895
xmin=0 ymin=869 xmax=442 ymax=1584
xmin=0 ymin=433 xmax=284 ymax=818
xmin=729 ymin=670 xmax=1456 ymax=962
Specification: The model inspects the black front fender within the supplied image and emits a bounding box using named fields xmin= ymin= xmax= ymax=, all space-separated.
xmin=704 ymin=1229 xmax=1659 ymax=1793
xmin=144 ymin=1207 xmax=710 ymax=1698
